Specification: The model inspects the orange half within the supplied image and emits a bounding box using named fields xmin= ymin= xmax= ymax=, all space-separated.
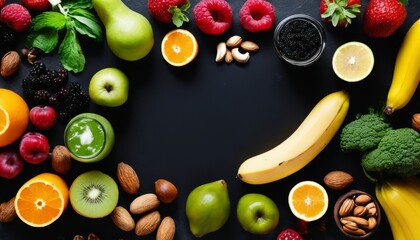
xmin=161 ymin=29 xmax=198 ymax=67
xmin=15 ymin=173 xmax=69 ymax=227
xmin=288 ymin=181 xmax=329 ymax=222
xmin=0 ymin=88 xmax=29 ymax=147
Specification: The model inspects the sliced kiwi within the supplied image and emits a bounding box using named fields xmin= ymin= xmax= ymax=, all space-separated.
xmin=69 ymin=170 xmax=119 ymax=218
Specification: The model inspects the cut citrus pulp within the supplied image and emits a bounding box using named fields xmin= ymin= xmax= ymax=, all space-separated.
xmin=161 ymin=29 xmax=198 ymax=67
xmin=332 ymin=41 xmax=374 ymax=82
xmin=0 ymin=88 xmax=29 ymax=147
xmin=288 ymin=181 xmax=328 ymax=222
xmin=15 ymin=173 xmax=69 ymax=227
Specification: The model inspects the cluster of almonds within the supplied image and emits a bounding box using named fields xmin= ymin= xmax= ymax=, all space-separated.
xmin=113 ymin=162 xmax=177 ymax=240
xmin=215 ymin=35 xmax=259 ymax=63
xmin=337 ymin=193 xmax=379 ymax=236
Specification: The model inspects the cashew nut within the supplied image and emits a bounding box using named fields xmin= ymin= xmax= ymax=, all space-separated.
xmin=215 ymin=42 xmax=227 ymax=62
xmin=231 ymin=48 xmax=250 ymax=63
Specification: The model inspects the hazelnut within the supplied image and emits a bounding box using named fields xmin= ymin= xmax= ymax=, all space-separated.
xmin=412 ymin=113 xmax=420 ymax=131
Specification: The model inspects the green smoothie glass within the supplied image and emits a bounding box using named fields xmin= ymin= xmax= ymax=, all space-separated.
xmin=64 ymin=113 xmax=115 ymax=163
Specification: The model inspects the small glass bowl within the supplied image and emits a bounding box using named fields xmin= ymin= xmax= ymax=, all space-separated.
xmin=273 ymin=14 xmax=326 ymax=66
xmin=334 ymin=190 xmax=381 ymax=239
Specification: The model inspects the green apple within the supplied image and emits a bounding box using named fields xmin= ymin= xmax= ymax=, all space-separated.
xmin=89 ymin=67 xmax=129 ymax=107
xmin=64 ymin=113 xmax=115 ymax=163
xmin=236 ymin=193 xmax=279 ymax=235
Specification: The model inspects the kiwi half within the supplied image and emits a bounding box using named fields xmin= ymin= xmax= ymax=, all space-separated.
xmin=69 ymin=170 xmax=119 ymax=218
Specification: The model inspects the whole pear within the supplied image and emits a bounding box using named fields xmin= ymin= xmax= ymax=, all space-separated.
xmin=185 ymin=179 xmax=231 ymax=237
xmin=92 ymin=0 xmax=154 ymax=61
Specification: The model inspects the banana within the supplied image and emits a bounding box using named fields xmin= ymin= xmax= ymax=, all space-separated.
xmin=375 ymin=185 xmax=407 ymax=240
xmin=375 ymin=177 xmax=420 ymax=240
xmin=385 ymin=19 xmax=420 ymax=115
xmin=237 ymin=90 xmax=349 ymax=184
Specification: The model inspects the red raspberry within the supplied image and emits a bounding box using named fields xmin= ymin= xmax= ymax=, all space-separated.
xmin=0 ymin=4 xmax=31 ymax=32
xmin=22 ymin=0 xmax=51 ymax=12
xmin=193 ymin=0 xmax=233 ymax=35
xmin=240 ymin=0 xmax=275 ymax=32
xmin=277 ymin=228 xmax=303 ymax=240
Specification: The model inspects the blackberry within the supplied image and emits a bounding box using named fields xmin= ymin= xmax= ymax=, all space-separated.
xmin=29 ymin=61 xmax=47 ymax=77
xmin=51 ymin=69 xmax=68 ymax=88
xmin=57 ymin=87 xmax=70 ymax=100
xmin=33 ymin=89 xmax=50 ymax=104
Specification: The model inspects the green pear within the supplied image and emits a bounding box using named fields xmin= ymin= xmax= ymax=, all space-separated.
xmin=185 ymin=179 xmax=231 ymax=237
xmin=92 ymin=0 xmax=154 ymax=61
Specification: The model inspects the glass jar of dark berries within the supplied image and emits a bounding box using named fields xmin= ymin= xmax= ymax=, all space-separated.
xmin=273 ymin=14 xmax=326 ymax=66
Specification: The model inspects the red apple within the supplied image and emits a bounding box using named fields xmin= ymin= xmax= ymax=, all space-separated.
xmin=0 ymin=150 xmax=24 ymax=179
xmin=29 ymin=105 xmax=57 ymax=131
xmin=19 ymin=132 xmax=50 ymax=164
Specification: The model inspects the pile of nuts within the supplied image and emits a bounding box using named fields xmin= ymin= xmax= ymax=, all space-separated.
xmin=337 ymin=192 xmax=379 ymax=237
xmin=215 ymin=35 xmax=259 ymax=63
xmin=112 ymin=162 xmax=178 ymax=240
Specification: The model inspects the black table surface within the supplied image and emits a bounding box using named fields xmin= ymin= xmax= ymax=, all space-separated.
xmin=1 ymin=0 xmax=419 ymax=239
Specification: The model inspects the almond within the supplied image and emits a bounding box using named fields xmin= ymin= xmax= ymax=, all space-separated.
xmin=111 ymin=206 xmax=135 ymax=232
xmin=117 ymin=162 xmax=140 ymax=194
xmin=240 ymin=41 xmax=259 ymax=52
xmin=323 ymin=170 xmax=354 ymax=190
xmin=135 ymin=211 xmax=161 ymax=236
xmin=355 ymin=194 xmax=371 ymax=205
xmin=225 ymin=49 xmax=233 ymax=63
xmin=51 ymin=145 xmax=72 ymax=175
xmin=338 ymin=198 xmax=354 ymax=216
xmin=1 ymin=51 xmax=21 ymax=77
xmin=226 ymin=35 xmax=242 ymax=47
xmin=0 ymin=197 xmax=17 ymax=223
xmin=130 ymin=193 xmax=160 ymax=214
xmin=156 ymin=216 xmax=176 ymax=240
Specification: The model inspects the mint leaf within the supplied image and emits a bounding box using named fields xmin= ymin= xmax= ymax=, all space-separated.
xmin=58 ymin=22 xmax=85 ymax=73
xmin=30 ymin=12 xmax=66 ymax=31
xmin=71 ymin=15 xmax=102 ymax=40
xmin=25 ymin=29 xmax=59 ymax=53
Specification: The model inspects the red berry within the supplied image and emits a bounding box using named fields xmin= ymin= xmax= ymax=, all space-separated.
xmin=363 ymin=0 xmax=406 ymax=38
xmin=193 ymin=0 xmax=233 ymax=35
xmin=277 ymin=228 xmax=303 ymax=240
xmin=0 ymin=3 xmax=31 ymax=32
xmin=21 ymin=0 xmax=51 ymax=12
xmin=239 ymin=0 xmax=275 ymax=32
xmin=29 ymin=105 xmax=58 ymax=131
xmin=148 ymin=0 xmax=190 ymax=27
xmin=19 ymin=132 xmax=50 ymax=164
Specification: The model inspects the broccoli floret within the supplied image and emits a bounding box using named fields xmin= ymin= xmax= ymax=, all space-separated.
xmin=340 ymin=111 xmax=392 ymax=152
xmin=361 ymin=128 xmax=420 ymax=178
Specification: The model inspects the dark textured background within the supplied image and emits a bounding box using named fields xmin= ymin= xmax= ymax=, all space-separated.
xmin=1 ymin=0 xmax=419 ymax=239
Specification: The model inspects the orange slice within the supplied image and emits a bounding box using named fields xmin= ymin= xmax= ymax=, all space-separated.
xmin=288 ymin=181 xmax=329 ymax=222
xmin=161 ymin=29 xmax=198 ymax=67
xmin=15 ymin=173 xmax=69 ymax=227
xmin=0 ymin=88 xmax=29 ymax=147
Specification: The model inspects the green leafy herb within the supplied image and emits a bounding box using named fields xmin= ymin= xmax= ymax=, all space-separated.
xmin=25 ymin=0 xmax=102 ymax=73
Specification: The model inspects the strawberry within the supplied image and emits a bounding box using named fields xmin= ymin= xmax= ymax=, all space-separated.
xmin=277 ymin=228 xmax=304 ymax=240
xmin=148 ymin=0 xmax=190 ymax=27
xmin=320 ymin=0 xmax=361 ymax=27
xmin=363 ymin=0 xmax=407 ymax=38
xmin=21 ymin=0 xmax=51 ymax=11
xmin=0 ymin=3 xmax=31 ymax=32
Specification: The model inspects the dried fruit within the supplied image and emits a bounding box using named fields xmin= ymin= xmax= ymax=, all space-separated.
xmin=323 ymin=170 xmax=354 ymax=190
xmin=1 ymin=50 xmax=21 ymax=77
xmin=156 ymin=216 xmax=176 ymax=240
xmin=0 ymin=197 xmax=17 ymax=222
xmin=155 ymin=179 xmax=178 ymax=203
xmin=117 ymin=162 xmax=140 ymax=194
xmin=51 ymin=145 xmax=72 ymax=174
xmin=135 ymin=210 xmax=161 ymax=236
xmin=130 ymin=193 xmax=160 ymax=214
xmin=111 ymin=206 xmax=135 ymax=232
